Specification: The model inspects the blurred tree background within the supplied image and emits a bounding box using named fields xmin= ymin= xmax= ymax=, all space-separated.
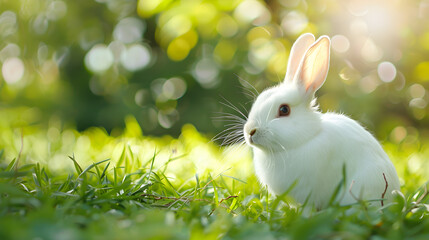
xmin=1 ymin=0 xmax=429 ymax=145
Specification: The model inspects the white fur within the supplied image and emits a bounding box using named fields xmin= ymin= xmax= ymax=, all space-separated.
xmin=244 ymin=34 xmax=400 ymax=209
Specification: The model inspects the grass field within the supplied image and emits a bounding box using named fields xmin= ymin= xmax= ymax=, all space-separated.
xmin=0 ymin=110 xmax=428 ymax=239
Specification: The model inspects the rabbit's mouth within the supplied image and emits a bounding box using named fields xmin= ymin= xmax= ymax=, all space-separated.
xmin=245 ymin=129 xmax=265 ymax=148
xmin=244 ymin=124 xmax=258 ymax=146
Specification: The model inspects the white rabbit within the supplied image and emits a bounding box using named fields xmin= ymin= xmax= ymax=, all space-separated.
xmin=243 ymin=33 xmax=400 ymax=210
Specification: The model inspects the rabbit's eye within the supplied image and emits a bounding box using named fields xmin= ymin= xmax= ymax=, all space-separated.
xmin=278 ymin=104 xmax=290 ymax=117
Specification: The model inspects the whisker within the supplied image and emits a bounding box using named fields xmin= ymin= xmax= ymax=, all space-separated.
xmin=211 ymin=121 xmax=245 ymax=145
xmin=241 ymin=87 xmax=257 ymax=101
xmin=212 ymin=114 xmax=246 ymax=124
xmin=219 ymin=96 xmax=248 ymax=121
xmin=213 ymin=84 xmax=251 ymax=148
xmin=234 ymin=73 xmax=260 ymax=96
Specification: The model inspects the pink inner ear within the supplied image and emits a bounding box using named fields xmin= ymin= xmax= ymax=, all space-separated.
xmin=285 ymin=34 xmax=315 ymax=83
xmin=299 ymin=37 xmax=330 ymax=93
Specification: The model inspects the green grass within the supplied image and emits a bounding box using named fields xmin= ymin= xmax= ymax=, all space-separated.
xmin=0 ymin=111 xmax=428 ymax=239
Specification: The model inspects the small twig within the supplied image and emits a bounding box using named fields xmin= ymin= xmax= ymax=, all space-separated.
xmin=142 ymin=194 xmax=238 ymax=215
xmin=219 ymin=195 xmax=237 ymax=204
xmin=348 ymin=180 xmax=359 ymax=202
xmin=381 ymin=173 xmax=388 ymax=207
xmin=201 ymin=178 xmax=215 ymax=193
xmin=141 ymin=194 xmax=210 ymax=203
xmin=141 ymin=194 xmax=237 ymax=205
xmin=208 ymin=209 xmax=215 ymax=216
xmin=208 ymin=195 xmax=238 ymax=216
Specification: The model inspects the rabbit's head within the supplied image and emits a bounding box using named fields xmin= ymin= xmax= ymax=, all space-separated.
xmin=244 ymin=33 xmax=331 ymax=152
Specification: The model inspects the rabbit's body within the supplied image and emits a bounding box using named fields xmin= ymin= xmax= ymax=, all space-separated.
xmin=253 ymin=111 xmax=400 ymax=209
xmin=243 ymin=33 xmax=400 ymax=209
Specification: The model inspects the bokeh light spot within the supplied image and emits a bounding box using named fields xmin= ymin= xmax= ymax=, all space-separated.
xmin=79 ymin=28 xmax=105 ymax=50
xmin=37 ymin=43 xmax=49 ymax=64
xmin=192 ymin=3 xmax=217 ymax=24
xmin=158 ymin=109 xmax=179 ymax=129
xmin=234 ymin=0 xmax=271 ymax=26
xmin=163 ymin=78 xmax=187 ymax=100
xmin=161 ymin=15 xmax=192 ymax=41
xmin=151 ymin=78 xmax=166 ymax=99
xmin=267 ymin=51 xmax=287 ymax=77
xmin=2 ymin=57 xmax=25 ymax=84
xmin=217 ymin=15 xmax=238 ymax=37
xmin=408 ymin=155 xmax=422 ymax=173
xmin=390 ymin=126 xmax=407 ymax=143
xmin=0 ymin=11 xmax=17 ymax=37
xmin=279 ymin=0 xmax=301 ymax=7
xmin=120 ymin=44 xmax=151 ymax=71
xmin=420 ymin=32 xmax=429 ymax=51
xmin=377 ymin=61 xmax=396 ymax=82
xmin=409 ymin=98 xmax=427 ymax=109
xmin=46 ymin=1 xmax=67 ymax=21
xmin=41 ymin=60 xmax=60 ymax=84
xmin=108 ymin=41 xmax=126 ymax=62
xmin=113 ymin=17 xmax=145 ymax=44
xmin=409 ymin=84 xmax=426 ymax=99
xmin=247 ymin=27 xmax=272 ymax=43
xmin=361 ymin=38 xmax=383 ymax=62
xmin=167 ymin=38 xmax=191 ymax=61
xmin=32 ymin=14 xmax=49 ymax=35
xmin=347 ymin=0 xmax=369 ymax=16
xmin=349 ymin=19 xmax=368 ymax=36
xmin=192 ymin=58 xmax=219 ymax=88
xmin=135 ymin=89 xmax=150 ymax=107
xmin=0 ymin=43 xmax=20 ymax=62
xmin=359 ymin=75 xmax=379 ymax=93
xmin=414 ymin=61 xmax=429 ymax=81
xmin=339 ymin=67 xmax=361 ymax=82
xmin=214 ymin=40 xmax=236 ymax=64
xmin=281 ymin=11 xmax=308 ymax=35
xmin=137 ymin=0 xmax=169 ymax=18
xmin=249 ymin=39 xmax=276 ymax=70
xmin=85 ymin=45 xmax=114 ymax=73
xmin=331 ymin=35 xmax=350 ymax=53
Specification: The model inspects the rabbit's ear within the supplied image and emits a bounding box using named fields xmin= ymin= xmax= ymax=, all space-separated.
xmin=284 ymin=33 xmax=315 ymax=83
xmin=296 ymin=36 xmax=330 ymax=93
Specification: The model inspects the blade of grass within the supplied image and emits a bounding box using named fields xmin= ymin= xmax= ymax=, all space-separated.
xmin=100 ymin=162 xmax=110 ymax=180
xmin=146 ymin=149 xmax=158 ymax=181
xmin=211 ymin=175 xmax=219 ymax=205
xmin=14 ymin=129 xmax=24 ymax=172
xmin=5 ymin=158 xmax=16 ymax=172
xmin=78 ymin=159 xmax=110 ymax=179
xmin=220 ymin=174 xmax=247 ymax=184
xmin=329 ymin=164 xmax=347 ymax=206
xmin=125 ymin=145 xmax=135 ymax=174
xmin=160 ymin=172 xmax=179 ymax=197
xmin=94 ymin=164 xmax=101 ymax=180
xmin=114 ymin=167 xmax=118 ymax=185
xmin=68 ymin=154 xmax=82 ymax=175
xmin=194 ymin=174 xmax=200 ymax=199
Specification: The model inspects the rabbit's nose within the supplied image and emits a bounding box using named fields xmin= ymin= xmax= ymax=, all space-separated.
xmin=249 ymin=129 xmax=256 ymax=136
xmin=244 ymin=122 xmax=257 ymax=136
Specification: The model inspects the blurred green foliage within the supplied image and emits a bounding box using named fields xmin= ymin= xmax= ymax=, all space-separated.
xmin=1 ymin=0 xmax=429 ymax=142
